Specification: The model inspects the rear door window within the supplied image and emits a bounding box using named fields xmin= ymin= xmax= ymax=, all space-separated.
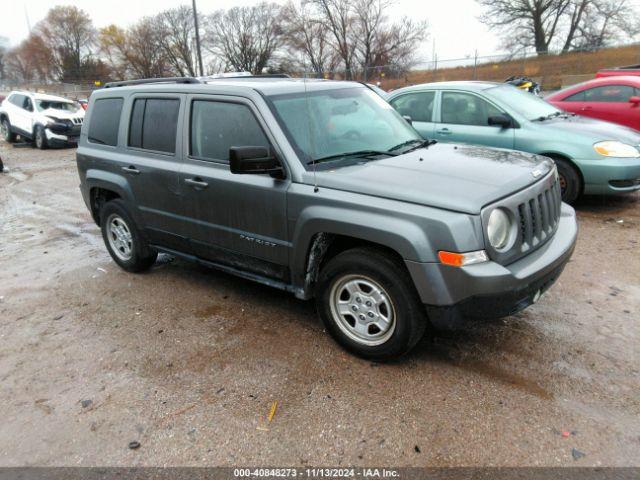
xmin=88 ymin=98 xmax=124 ymax=146
xmin=128 ymin=98 xmax=180 ymax=154
xmin=389 ymin=92 xmax=435 ymax=122
xmin=9 ymin=94 xmax=24 ymax=107
xmin=190 ymin=100 xmax=269 ymax=163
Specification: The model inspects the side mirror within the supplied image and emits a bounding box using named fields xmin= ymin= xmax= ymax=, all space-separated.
xmin=402 ymin=115 xmax=413 ymax=125
xmin=488 ymin=114 xmax=512 ymax=128
xmin=229 ymin=146 xmax=284 ymax=178
xmin=629 ymin=96 xmax=640 ymax=106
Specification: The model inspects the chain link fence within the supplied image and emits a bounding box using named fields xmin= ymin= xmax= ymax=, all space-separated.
xmin=2 ymin=42 xmax=640 ymax=98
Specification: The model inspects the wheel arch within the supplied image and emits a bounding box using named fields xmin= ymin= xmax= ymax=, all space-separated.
xmin=85 ymin=170 xmax=137 ymax=225
xmin=296 ymin=232 xmax=416 ymax=300
xmin=539 ymin=151 xmax=585 ymax=194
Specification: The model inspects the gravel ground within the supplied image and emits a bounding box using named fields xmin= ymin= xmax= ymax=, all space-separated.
xmin=0 ymin=142 xmax=638 ymax=467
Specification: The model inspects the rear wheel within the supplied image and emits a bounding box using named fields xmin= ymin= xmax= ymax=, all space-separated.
xmin=554 ymin=157 xmax=581 ymax=204
xmin=1 ymin=118 xmax=16 ymax=143
xmin=100 ymin=199 xmax=157 ymax=272
xmin=34 ymin=125 xmax=48 ymax=150
xmin=316 ymin=247 xmax=428 ymax=361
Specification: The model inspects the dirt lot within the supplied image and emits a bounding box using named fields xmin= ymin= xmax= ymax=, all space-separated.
xmin=0 ymin=142 xmax=638 ymax=467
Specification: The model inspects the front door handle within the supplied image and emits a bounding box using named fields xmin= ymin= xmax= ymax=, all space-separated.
xmin=436 ymin=128 xmax=452 ymax=135
xmin=121 ymin=165 xmax=140 ymax=175
xmin=184 ymin=177 xmax=209 ymax=189
xmin=580 ymin=106 xmax=593 ymax=111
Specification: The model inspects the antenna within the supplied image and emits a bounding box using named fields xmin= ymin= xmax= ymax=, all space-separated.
xmin=24 ymin=5 xmax=32 ymax=32
xmin=302 ymin=71 xmax=319 ymax=193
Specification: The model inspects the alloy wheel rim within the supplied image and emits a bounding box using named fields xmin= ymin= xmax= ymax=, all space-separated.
xmin=559 ymin=173 xmax=567 ymax=195
xmin=36 ymin=129 xmax=43 ymax=148
xmin=329 ymin=274 xmax=396 ymax=346
xmin=1 ymin=121 xmax=8 ymax=140
xmin=106 ymin=214 xmax=133 ymax=261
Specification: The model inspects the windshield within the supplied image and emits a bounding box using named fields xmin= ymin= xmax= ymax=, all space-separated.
xmin=268 ymin=87 xmax=421 ymax=166
xmin=485 ymin=84 xmax=559 ymax=121
xmin=36 ymin=100 xmax=80 ymax=113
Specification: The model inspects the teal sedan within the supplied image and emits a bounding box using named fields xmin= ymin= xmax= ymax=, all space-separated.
xmin=387 ymin=82 xmax=640 ymax=203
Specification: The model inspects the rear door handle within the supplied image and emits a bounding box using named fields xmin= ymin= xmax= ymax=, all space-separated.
xmin=121 ymin=165 xmax=140 ymax=175
xmin=436 ymin=128 xmax=452 ymax=135
xmin=580 ymin=106 xmax=593 ymax=111
xmin=184 ymin=177 xmax=209 ymax=189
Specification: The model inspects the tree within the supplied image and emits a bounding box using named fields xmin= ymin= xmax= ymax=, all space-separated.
xmin=352 ymin=0 xmax=427 ymax=77
xmin=571 ymin=0 xmax=640 ymax=50
xmin=478 ymin=0 xmax=571 ymax=55
xmin=477 ymin=0 xmax=640 ymax=55
xmin=311 ymin=0 xmax=358 ymax=79
xmin=99 ymin=19 xmax=168 ymax=79
xmin=205 ymin=3 xmax=284 ymax=74
xmin=156 ymin=6 xmax=199 ymax=77
xmin=35 ymin=5 xmax=97 ymax=80
xmin=0 ymin=36 xmax=8 ymax=79
xmin=4 ymin=34 xmax=55 ymax=82
xmin=282 ymin=1 xmax=339 ymax=77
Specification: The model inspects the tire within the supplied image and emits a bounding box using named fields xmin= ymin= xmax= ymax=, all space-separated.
xmin=100 ymin=199 xmax=157 ymax=273
xmin=315 ymin=247 xmax=428 ymax=361
xmin=34 ymin=125 xmax=48 ymax=150
xmin=554 ymin=157 xmax=581 ymax=204
xmin=1 ymin=118 xmax=16 ymax=143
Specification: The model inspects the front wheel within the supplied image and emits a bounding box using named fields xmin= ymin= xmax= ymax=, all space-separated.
xmin=316 ymin=247 xmax=428 ymax=361
xmin=554 ymin=158 xmax=581 ymax=204
xmin=100 ymin=199 xmax=157 ymax=272
xmin=34 ymin=125 xmax=48 ymax=150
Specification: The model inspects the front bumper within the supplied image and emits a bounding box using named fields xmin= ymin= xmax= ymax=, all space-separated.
xmin=405 ymin=203 xmax=578 ymax=325
xmin=577 ymin=157 xmax=640 ymax=194
xmin=45 ymin=122 xmax=81 ymax=146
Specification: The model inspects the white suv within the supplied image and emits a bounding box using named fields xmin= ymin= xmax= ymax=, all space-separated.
xmin=0 ymin=91 xmax=85 ymax=149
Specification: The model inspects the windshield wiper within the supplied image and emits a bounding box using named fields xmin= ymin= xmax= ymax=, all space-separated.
xmin=87 ymin=136 xmax=106 ymax=144
xmin=307 ymin=150 xmax=397 ymax=165
xmin=400 ymin=139 xmax=437 ymax=153
xmin=388 ymin=139 xmax=423 ymax=152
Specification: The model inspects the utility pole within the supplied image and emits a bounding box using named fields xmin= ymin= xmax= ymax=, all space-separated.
xmin=192 ymin=0 xmax=204 ymax=77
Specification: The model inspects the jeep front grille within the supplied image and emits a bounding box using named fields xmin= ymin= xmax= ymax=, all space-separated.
xmin=481 ymin=166 xmax=562 ymax=266
xmin=516 ymin=175 xmax=561 ymax=252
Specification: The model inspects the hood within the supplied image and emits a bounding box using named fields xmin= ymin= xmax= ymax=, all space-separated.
xmin=540 ymin=114 xmax=640 ymax=145
xmin=311 ymin=144 xmax=554 ymax=214
xmin=41 ymin=107 xmax=85 ymax=120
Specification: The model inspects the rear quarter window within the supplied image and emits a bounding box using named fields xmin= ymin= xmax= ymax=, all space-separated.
xmin=88 ymin=98 xmax=124 ymax=146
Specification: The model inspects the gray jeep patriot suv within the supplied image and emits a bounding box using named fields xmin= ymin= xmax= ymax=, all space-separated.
xmin=77 ymin=76 xmax=578 ymax=360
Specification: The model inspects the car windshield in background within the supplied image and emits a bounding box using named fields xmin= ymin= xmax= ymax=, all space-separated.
xmin=485 ymin=84 xmax=560 ymax=121
xmin=268 ymin=87 xmax=421 ymax=166
xmin=36 ymin=100 xmax=80 ymax=112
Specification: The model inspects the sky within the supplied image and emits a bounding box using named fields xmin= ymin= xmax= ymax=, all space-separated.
xmin=1 ymin=0 xmax=499 ymax=62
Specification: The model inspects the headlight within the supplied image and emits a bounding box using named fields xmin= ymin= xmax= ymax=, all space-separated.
xmin=594 ymin=141 xmax=640 ymax=158
xmin=487 ymin=208 xmax=511 ymax=250
xmin=45 ymin=115 xmax=61 ymax=123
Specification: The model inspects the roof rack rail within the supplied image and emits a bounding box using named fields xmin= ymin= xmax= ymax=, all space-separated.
xmin=205 ymin=73 xmax=291 ymax=80
xmin=103 ymin=77 xmax=202 ymax=89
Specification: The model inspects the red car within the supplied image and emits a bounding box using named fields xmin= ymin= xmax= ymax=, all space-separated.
xmin=547 ymin=76 xmax=640 ymax=131
xmin=596 ymin=64 xmax=640 ymax=78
